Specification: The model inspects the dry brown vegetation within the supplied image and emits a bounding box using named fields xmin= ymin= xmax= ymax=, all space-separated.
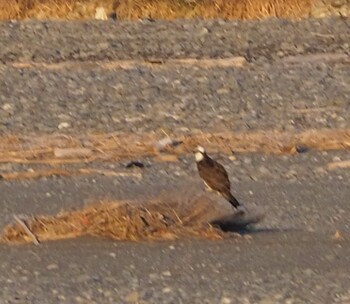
xmin=0 ymin=129 xmax=349 ymax=181
xmin=1 ymin=129 xmax=349 ymax=165
xmin=0 ymin=0 xmax=314 ymax=21
xmin=1 ymin=195 xmax=261 ymax=244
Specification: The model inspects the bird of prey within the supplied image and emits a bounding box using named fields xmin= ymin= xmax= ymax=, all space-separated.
xmin=194 ymin=146 xmax=241 ymax=209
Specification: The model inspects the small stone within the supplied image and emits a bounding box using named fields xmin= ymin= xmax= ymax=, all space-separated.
xmin=57 ymin=113 xmax=70 ymax=120
xmin=125 ymin=291 xmax=139 ymax=303
xmin=149 ymin=273 xmax=158 ymax=280
xmin=199 ymin=27 xmax=209 ymax=36
xmin=295 ymin=145 xmax=309 ymax=153
xmin=217 ymin=88 xmax=230 ymax=95
xmin=162 ymin=287 xmax=172 ymax=293
xmin=174 ymin=171 xmax=181 ymax=177
xmin=2 ymin=103 xmax=13 ymax=111
xmin=125 ymin=160 xmax=145 ymax=168
xmin=75 ymin=296 xmax=84 ymax=303
xmin=162 ymin=270 xmax=171 ymax=277
xmin=285 ymin=169 xmax=297 ymax=179
xmin=303 ymin=268 xmax=314 ymax=276
xmin=220 ymin=297 xmax=232 ymax=304
xmin=277 ymin=50 xmax=285 ymax=57
xmin=111 ymin=116 xmax=120 ymax=123
xmin=243 ymin=157 xmax=252 ymax=164
xmin=109 ymin=252 xmax=117 ymax=258
xmin=258 ymin=166 xmax=270 ymax=175
xmin=76 ymin=274 xmax=90 ymax=283
xmin=314 ymin=167 xmax=326 ymax=175
xmin=58 ymin=122 xmax=70 ymax=129
xmin=46 ymin=264 xmax=59 ymax=270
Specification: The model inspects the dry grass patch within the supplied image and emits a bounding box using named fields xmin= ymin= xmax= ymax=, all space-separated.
xmin=0 ymin=0 xmax=313 ymax=21
xmin=0 ymin=129 xmax=349 ymax=181
xmin=0 ymin=129 xmax=349 ymax=166
xmin=1 ymin=195 xmax=230 ymax=244
xmin=116 ymin=0 xmax=312 ymax=20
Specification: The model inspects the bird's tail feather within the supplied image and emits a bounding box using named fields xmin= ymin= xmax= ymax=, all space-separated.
xmin=227 ymin=193 xmax=240 ymax=208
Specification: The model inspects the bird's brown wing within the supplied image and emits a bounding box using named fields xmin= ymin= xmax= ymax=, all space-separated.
xmin=197 ymin=158 xmax=231 ymax=196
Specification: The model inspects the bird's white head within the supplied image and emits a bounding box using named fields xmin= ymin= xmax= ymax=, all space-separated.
xmin=194 ymin=146 xmax=206 ymax=162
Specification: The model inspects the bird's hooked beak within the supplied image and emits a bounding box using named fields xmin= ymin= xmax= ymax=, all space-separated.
xmin=193 ymin=146 xmax=206 ymax=154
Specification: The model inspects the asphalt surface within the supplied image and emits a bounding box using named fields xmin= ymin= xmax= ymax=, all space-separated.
xmin=0 ymin=17 xmax=350 ymax=303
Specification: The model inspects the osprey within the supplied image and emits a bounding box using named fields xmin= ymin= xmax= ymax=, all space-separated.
xmin=194 ymin=146 xmax=240 ymax=209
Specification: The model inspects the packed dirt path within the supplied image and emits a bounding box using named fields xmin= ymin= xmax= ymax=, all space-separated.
xmin=0 ymin=17 xmax=349 ymax=303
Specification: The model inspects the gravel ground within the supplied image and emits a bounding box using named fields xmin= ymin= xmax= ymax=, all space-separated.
xmin=0 ymin=61 xmax=349 ymax=134
xmin=1 ymin=234 xmax=350 ymax=304
xmin=0 ymin=18 xmax=349 ymax=62
xmin=0 ymin=17 xmax=349 ymax=134
xmin=1 ymin=151 xmax=350 ymax=304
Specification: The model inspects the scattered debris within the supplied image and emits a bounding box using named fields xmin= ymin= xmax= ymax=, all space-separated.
xmin=295 ymin=145 xmax=309 ymax=153
xmin=0 ymin=129 xmax=348 ymax=171
xmin=332 ymin=230 xmax=344 ymax=241
xmin=125 ymin=160 xmax=145 ymax=168
xmin=54 ymin=147 xmax=93 ymax=158
xmin=58 ymin=122 xmax=70 ymax=129
xmin=13 ymin=215 xmax=40 ymax=245
xmin=154 ymin=137 xmax=183 ymax=151
xmin=327 ymin=160 xmax=350 ymax=170
xmin=95 ymin=7 xmax=108 ymax=20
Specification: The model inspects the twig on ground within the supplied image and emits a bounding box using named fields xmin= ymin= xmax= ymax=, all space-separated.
xmin=13 ymin=215 xmax=40 ymax=245
xmin=327 ymin=160 xmax=350 ymax=170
